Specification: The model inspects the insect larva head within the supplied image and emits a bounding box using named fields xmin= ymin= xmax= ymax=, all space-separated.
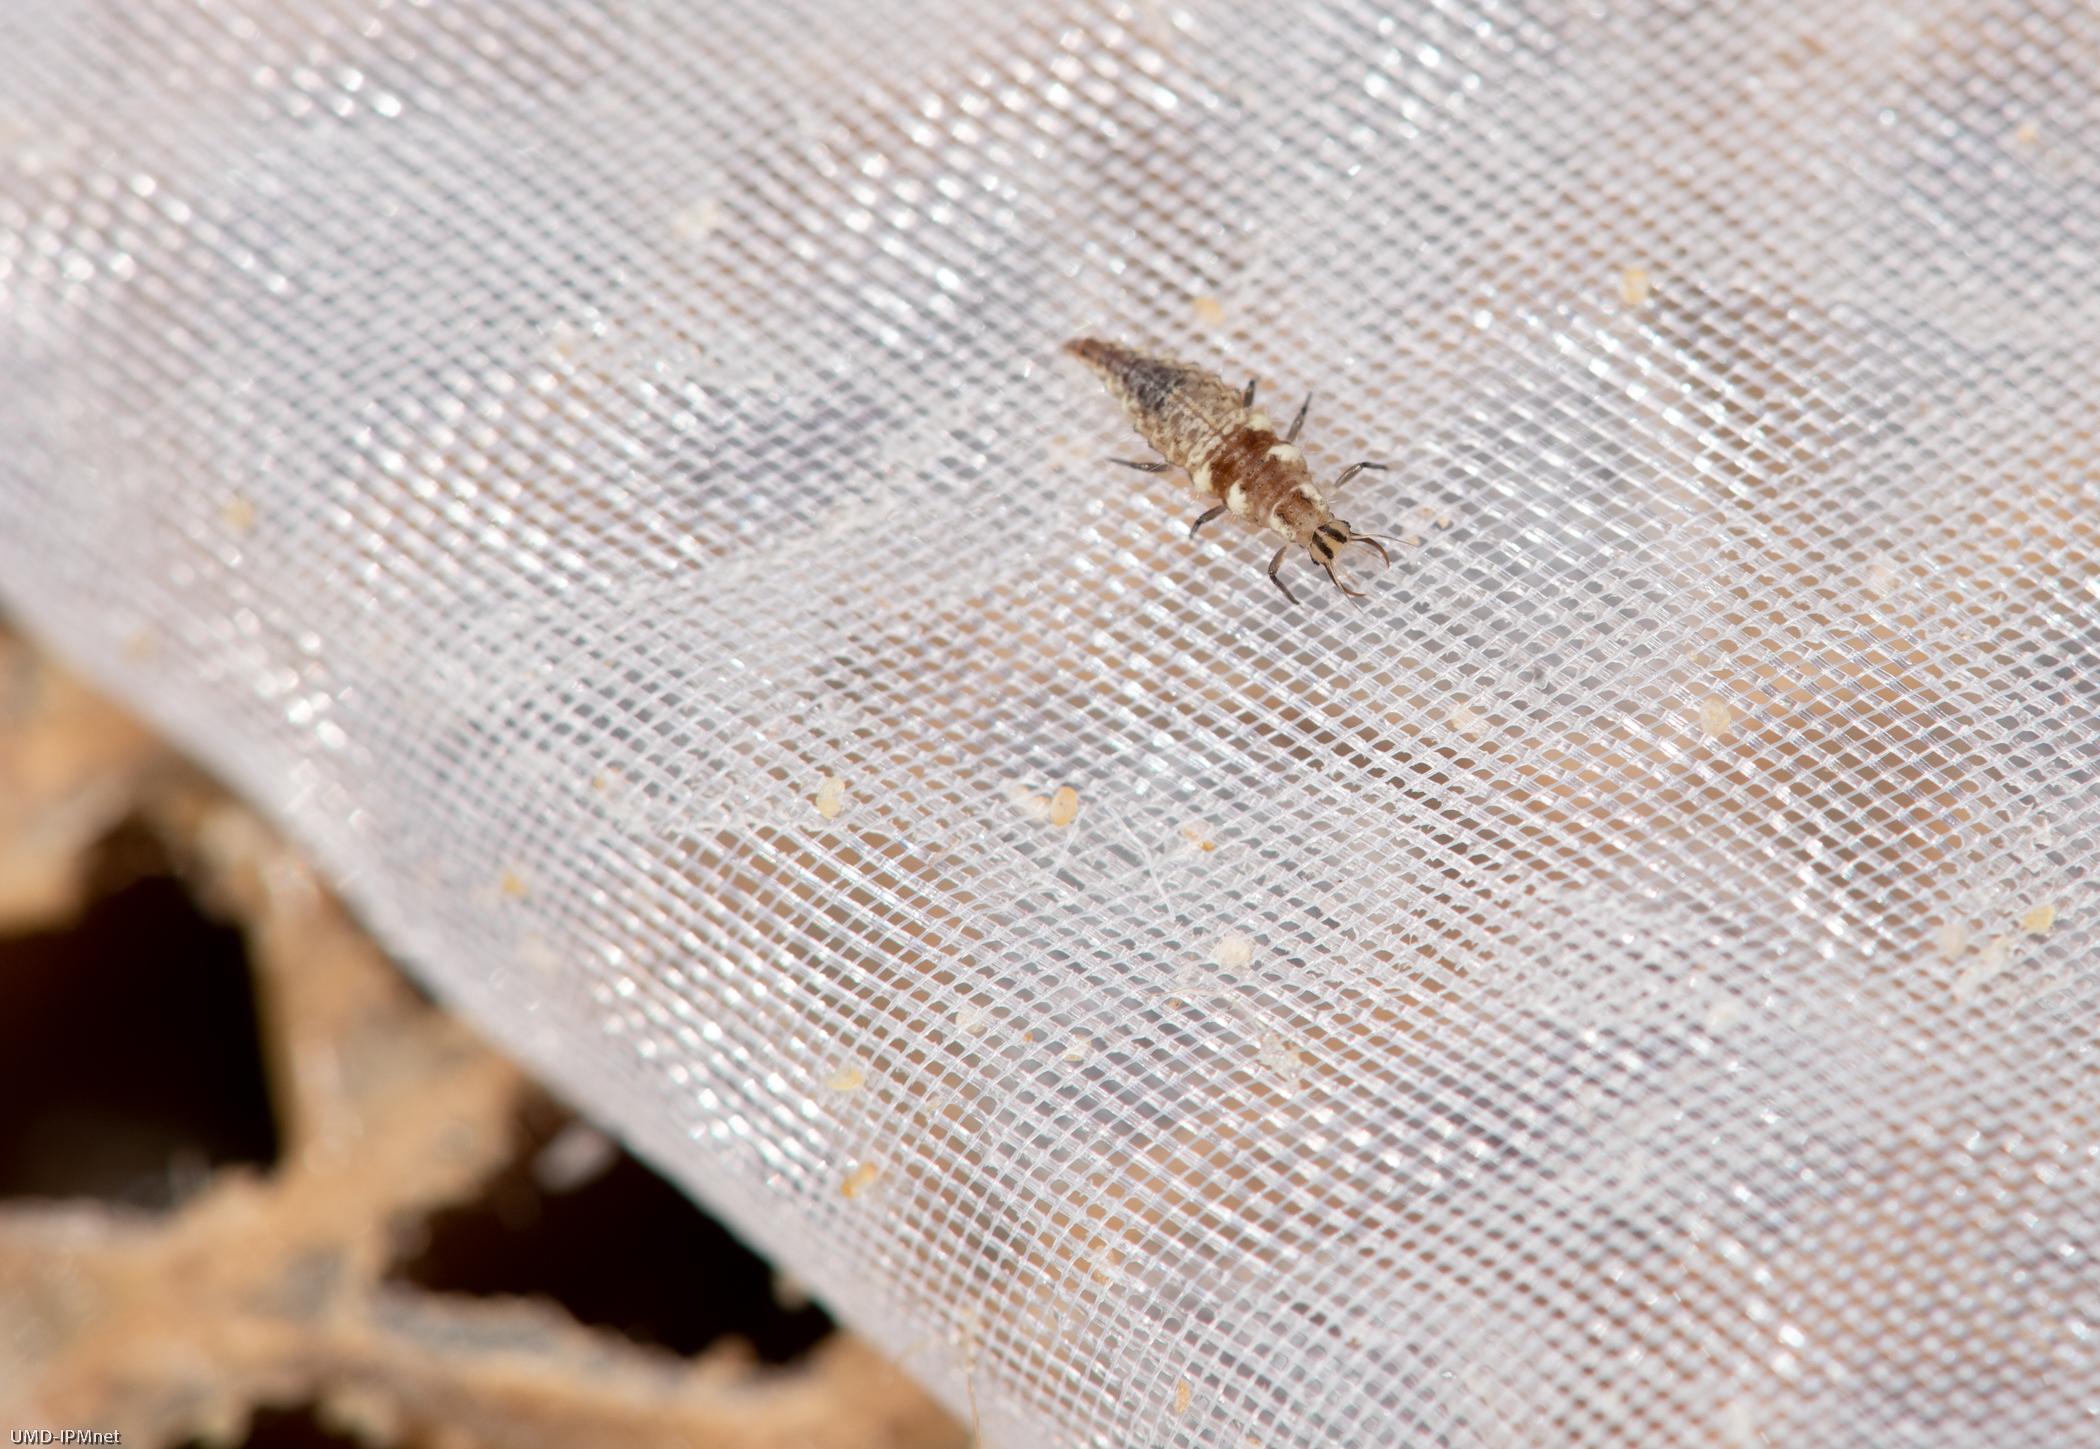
xmin=1311 ymin=521 xmax=1395 ymax=600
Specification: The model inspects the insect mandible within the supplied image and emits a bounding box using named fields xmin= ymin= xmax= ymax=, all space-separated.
xmin=1065 ymin=337 xmax=1397 ymax=604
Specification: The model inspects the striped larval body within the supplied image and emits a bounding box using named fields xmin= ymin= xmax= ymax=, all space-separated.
xmin=1064 ymin=336 xmax=1393 ymax=603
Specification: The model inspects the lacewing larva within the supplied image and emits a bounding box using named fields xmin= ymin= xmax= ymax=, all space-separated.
xmin=1064 ymin=337 xmax=1397 ymax=604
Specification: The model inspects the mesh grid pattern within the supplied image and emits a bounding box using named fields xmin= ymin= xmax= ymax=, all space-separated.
xmin=4 ymin=1 xmax=2098 ymax=1443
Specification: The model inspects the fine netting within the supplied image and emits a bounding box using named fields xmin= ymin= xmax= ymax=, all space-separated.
xmin=3 ymin=1 xmax=2098 ymax=1443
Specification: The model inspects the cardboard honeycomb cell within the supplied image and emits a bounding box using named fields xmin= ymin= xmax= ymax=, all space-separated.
xmin=0 ymin=621 xmax=964 ymax=1449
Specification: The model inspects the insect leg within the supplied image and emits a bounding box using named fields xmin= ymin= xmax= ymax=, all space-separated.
xmin=1187 ymin=504 xmax=1228 ymax=540
xmin=1333 ymin=460 xmax=1389 ymax=489
xmin=1242 ymin=377 xmax=1258 ymax=407
xmin=1267 ymin=544 xmax=1300 ymax=605
xmin=1287 ymin=393 xmax=1312 ymax=443
xmin=1112 ymin=457 xmax=1171 ymax=473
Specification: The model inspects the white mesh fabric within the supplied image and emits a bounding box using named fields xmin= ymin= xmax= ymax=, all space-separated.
xmin=4 ymin=0 xmax=2098 ymax=1443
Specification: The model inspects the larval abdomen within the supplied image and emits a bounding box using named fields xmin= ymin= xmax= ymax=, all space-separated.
xmin=1062 ymin=337 xmax=1243 ymax=472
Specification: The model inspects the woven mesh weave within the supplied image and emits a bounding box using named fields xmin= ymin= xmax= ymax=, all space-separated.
xmin=4 ymin=1 xmax=2098 ymax=1443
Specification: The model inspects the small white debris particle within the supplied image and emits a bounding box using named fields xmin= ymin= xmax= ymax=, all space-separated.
xmin=1717 ymin=1398 xmax=1760 ymax=1448
xmin=2022 ymin=902 xmax=2057 ymax=935
xmin=1257 ymin=1030 xmax=1306 ymax=1090
xmin=826 ymin=1065 xmax=865 ymax=1092
xmin=1393 ymin=500 xmax=1457 ymax=548
xmin=1179 ymin=819 xmax=1218 ymax=853
xmin=953 ymin=1004 xmax=989 ymax=1035
xmin=1008 ymin=780 xmax=1079 ymax=827
xmin=1932 ymin=922 xmax=1969 ymax=960
xmin=813 ymin=774 xmax=846 ymax=820
xmin=543 ymin=317 xmax=589 ymax=361
xmin=1620 ymin=266 xmax=1653 ymax=308
xmin=841 ymin=1161 xmax=880 ymax=1198
xmin=532 ymin=1122 xmax=618 ymax=1193
xmin=1169 ymin=961 xmax=1215 ymax=1002
xmin=1703 ymin=994 xmax=1747 ymax=1033
xmin=221 ymin=495 xmax=259 ymax=534
xmin=518 ymin=936 xmax=563 ymax=975
xmin=1211 ymin=932 xmax=1256 ymax=969
xmin=1048 ymin=784 xmax=1080 ymax=828
xmin=771 ymin=1270 xmax=813 ymax=1311
xmin=1062 ymin=1034 xmax=1091 ymax=1064
xmin=1865 ymin=558 xmax=1901 ymax=598
xmin=1952 ymin=936 xmax=2015 ymax=1001
xmin=1447 ymin=698 xmax=1485 ymax=738
xmin=1699 ymin=699 xmax=1735 ymax=741
xmin=671 ymin=196 xmax=723 ymax=242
